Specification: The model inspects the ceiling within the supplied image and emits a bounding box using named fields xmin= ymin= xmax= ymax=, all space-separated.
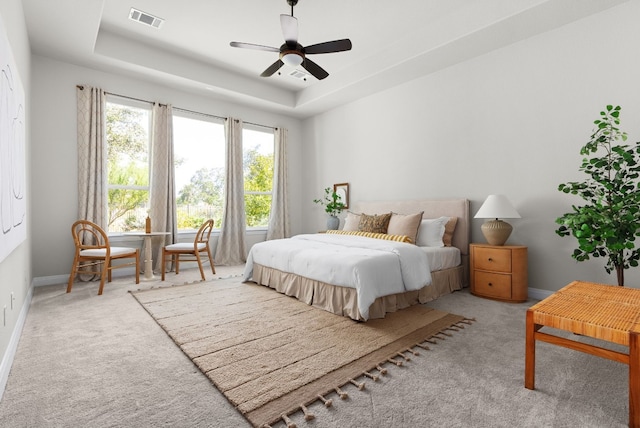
xmin=22 ymin=0 xmax=627 ymax=118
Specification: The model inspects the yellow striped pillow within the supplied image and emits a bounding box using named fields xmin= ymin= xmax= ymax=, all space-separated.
xmin=325 ymin=230 xmax=412 ymax=243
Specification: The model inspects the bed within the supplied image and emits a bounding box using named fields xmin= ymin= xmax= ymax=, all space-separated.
xmin=243 ymin=199 xmax=470 ymax=321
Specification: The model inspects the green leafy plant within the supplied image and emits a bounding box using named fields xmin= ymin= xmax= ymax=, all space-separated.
xmin=313 ymin=187 xmax=345 ymax=217
xmin=556 ymin=105 xmax=640 ymax=286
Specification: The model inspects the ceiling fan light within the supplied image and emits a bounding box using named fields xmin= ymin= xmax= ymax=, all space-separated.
xmin=282 ymin=52 xmax=303 ymax=67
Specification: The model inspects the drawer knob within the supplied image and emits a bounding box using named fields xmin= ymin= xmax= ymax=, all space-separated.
xmin=488 ymin=257 xmax=493 ymax=262
xmin=488 ymin=282 xmax=493 ymax=286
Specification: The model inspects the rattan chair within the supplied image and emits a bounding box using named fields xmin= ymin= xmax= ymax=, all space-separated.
xmin=67 ymin=220 xmax=140 ymax=295
xmin=161 ymin=219 xmax=216 ymax=281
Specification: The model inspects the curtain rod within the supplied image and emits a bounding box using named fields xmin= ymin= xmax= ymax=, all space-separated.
xmin=76 ymin=85 xmax=276 ymax=130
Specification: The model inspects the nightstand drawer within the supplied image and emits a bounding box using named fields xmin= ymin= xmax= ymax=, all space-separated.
xmin=473 ymin=247 xmax=512 ymax=273
xmin=474 ymin=271 xmax=512 ymax=300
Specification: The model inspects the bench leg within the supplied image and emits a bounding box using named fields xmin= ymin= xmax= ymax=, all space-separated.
xmin=525 ymin=309 xmax=536 ymax=390
xmin=631 ymin=331 xmax=640 ymax=427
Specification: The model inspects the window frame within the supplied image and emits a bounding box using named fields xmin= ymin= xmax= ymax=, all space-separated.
xmin=242 ymin=124 xmax=275 ymax=231
xmin=105 ymin=96 xmax=152 ymax=235
xmin=172 ymin=110 xmax=226 ymax=234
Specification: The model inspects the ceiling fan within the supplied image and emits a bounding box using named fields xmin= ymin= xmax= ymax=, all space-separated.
xmin=229 ymin=0 xmax=352 ymax=80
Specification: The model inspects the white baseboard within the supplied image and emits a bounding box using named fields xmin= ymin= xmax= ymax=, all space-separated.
xmin=0 ymin=284 xmax=33 ymax=401
xmin=33 ymin=268 xmax=138 ymax=287
xmin=32 ymin=274 xmax=68 ymax=287
xmin=528 ymin=287 xmax=554 ymax=302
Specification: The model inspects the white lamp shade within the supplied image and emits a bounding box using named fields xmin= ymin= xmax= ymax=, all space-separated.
xmin=474 ymin=194 xmax=521 ymax=219
xmin=282 ymin=52 xmax=303 ymax=67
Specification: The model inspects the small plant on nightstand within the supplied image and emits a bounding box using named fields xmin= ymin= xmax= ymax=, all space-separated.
xmin=313 ymin=187 xmax=345 ymax=230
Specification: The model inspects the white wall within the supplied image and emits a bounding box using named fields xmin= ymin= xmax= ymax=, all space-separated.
xmin=0 ymin=0 xmax=31 ymax=393
xmin=302 ymin=1 xmax=640 ymax=292
xmin=30 ymin=55 xmax=304 ymax=280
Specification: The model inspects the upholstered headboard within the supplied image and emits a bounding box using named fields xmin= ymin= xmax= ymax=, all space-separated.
xmin=351 ymin=199 xmax=471 ymax=255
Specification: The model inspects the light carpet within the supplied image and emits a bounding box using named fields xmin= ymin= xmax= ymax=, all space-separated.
xmin=131 ymin=278 xmax=471 ymax=427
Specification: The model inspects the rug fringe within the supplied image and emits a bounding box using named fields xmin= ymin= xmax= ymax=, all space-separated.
xmin=349 ymin=378 xmax=366 ymax=390
xmin=300 ymin=404 xmax=315 ymax=421
xmin=281 ymin=413 xmax=296 ymax=428
xmin=257 ymin=315 xmax=474 ymax=428
xmin=405 ymin=347 xmax=420 ymax=356
xmin=387 ymin=357 xmax=403 ymax=366
xmin=363 ymin=371 xmax=379 ymax=382
xmin=396 ymin=351 xmax=411 ymax=361
xmin=317 ymin=394 xmax=333 ymax=407
xmin=335 ymin=386 xmax=348 ymax=399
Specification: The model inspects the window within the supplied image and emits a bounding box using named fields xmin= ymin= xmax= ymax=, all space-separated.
xmin=105 ymin=100 xmax=275 ymax=233
xmin=106 ymin=100 xmax=151 ymax=233
xmin=173 ymin=113 xmax=225 ymax=231
xmin=243 ymin=127 xmax=274 ymax=228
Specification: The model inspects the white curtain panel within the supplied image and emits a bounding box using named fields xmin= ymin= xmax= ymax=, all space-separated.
xmin=266 ymin=127 xmax=290 ymax=240
xmin=150 ymin=103 xmax=177 ymax=270
xmin=76 ymin=85 xmax=107 ymax=229
xmin=215 ymin=117 xmax=247 ymax=265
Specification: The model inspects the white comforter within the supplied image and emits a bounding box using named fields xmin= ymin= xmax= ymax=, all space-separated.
xmin=243 ymin=234 xmax=432 ymax=320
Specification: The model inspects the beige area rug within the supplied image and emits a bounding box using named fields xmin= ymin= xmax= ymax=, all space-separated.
xmin=131 ymin=278 xmax=472 ymax=428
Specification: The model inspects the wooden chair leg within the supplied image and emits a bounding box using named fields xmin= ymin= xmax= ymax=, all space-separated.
xmin=175 ymin=255 xmax=180 ymax=274
xmin=206 ymin=247 xmax=215 ymax=274
xmin=107 ymin=259 xmax=113 ymax=283
xmin=66 ymin=254 xmax=80 ymax=293
xmin=195 ymin=251 xmax=205 ymax=280
xmin=98 ymin=258 xmax=109 ymax=295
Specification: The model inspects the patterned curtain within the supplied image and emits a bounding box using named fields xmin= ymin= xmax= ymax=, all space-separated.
xmin=149 ymin=103 xmax=177 ymax=270
xmin=76 ymin=85 xmax=107 ymax=228
xmin=214 ymin=117 xmax=247 ymax=265
xmin=266 ymin=127 xmax=289 ymax=240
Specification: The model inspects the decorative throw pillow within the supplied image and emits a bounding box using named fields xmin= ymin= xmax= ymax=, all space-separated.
xmin=387 ymin=211 xmax=424 ymax=244
xmin=443 ymin=217 xmax=458 ymax=247
xmin=342 ymin=211 xmax=362 ymax=231
xmin=358 ymin=213 xmax=392 ymax=234
xmin=416 ymin=216 xmax=449 ymax=247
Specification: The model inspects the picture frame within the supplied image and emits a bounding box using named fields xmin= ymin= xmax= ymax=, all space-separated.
xmin=333 ymin=183 xmax=349 ymax=209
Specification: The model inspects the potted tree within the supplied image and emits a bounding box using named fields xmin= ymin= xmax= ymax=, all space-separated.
xmin=556 ymin=105 xmax=640 ymax=286
xmin=314 ymin=187 xmax=346 ymax=230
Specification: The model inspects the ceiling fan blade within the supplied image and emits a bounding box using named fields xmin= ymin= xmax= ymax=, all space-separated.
xmin=304 ymin=39 xmax=352 ymax=55
xmin=261 ymin=60 xmax=284 ymax=77
xmin=230 ymin=42 xmax=280 ymax=53
xmin=301 ymin=58 xmax=329 ymax=80
xmin=280 ymin=14 xmax=298 ymax=45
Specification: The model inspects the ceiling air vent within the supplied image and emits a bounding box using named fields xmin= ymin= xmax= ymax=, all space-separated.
xmin=129 ymin=8 xmax=164 ymax=29
xmin=289 ymin=69 xmax=310 ymax=81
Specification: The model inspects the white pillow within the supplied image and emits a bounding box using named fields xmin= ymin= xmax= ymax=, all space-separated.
xmin=342 ymin=211 xmax=361 ymax=231
xmin=416 ymin=217 xmax=449 ymax=247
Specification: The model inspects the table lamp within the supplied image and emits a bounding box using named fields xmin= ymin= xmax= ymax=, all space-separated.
xmin=474 ymin=194 xmax=521 ymax=246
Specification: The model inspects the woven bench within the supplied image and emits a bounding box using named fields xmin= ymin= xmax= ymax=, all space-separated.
xmin=524 ymin=280 xmax=640 ymax=427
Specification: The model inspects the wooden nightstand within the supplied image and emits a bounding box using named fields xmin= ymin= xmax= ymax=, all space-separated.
xmin=470 ymin=243 xmax=528 ymax=303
